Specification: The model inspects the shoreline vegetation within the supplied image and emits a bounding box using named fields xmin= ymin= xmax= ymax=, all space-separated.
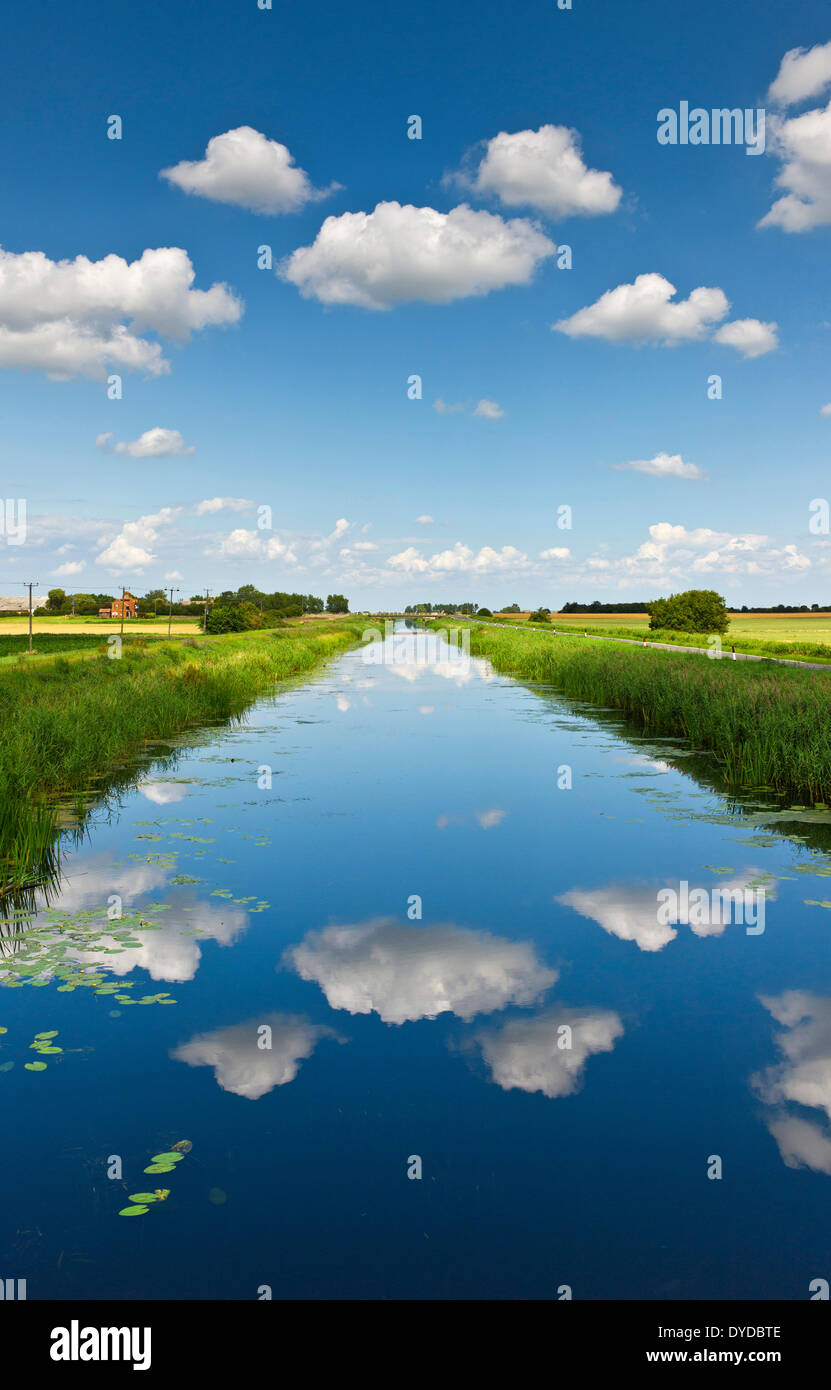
xmin=517 ymin=619 xmax=831 ymax=665
xmin=433 ymin=619 xmax=831 ymax=805
xmin=0 ymin=621 xmax=364 ymax=901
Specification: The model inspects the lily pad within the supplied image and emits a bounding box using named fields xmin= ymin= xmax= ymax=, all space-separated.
xmin=143 ymin=1163 xmax=174 ymax=1174
xmin=24 ymin=1061 xmax=47 ymax=1071
xmin=151 ymin=1152 xmax=182 ymax=1164
xmin=34 ymin=1031 xmax=58 ymax=1040
xmin=119 ymin=1205 xmax=149 ymax=1216
xmin=128 ymin=1192 xmax=158 ymax=1204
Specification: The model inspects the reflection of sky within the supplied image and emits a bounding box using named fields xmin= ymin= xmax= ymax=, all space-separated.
xmin=557 ymin=872 xmax=769 ymax=952
xmin=753 ymin=991 xmax=831 ymax=1175
xmin=362 ymin=629 xmax=495 ymax=687
xmin=172 ymin=1012 xmax=341 ymax=1099
xmin=139 ymin=780 xmax=192 ymax=805
xmin=1 ymin=852 xmax=249 ymax=984
xmin=285 ymin=917 xmax=557 ymax=1024
xmin=468 ymin=1006 xmax=624 ymax=1099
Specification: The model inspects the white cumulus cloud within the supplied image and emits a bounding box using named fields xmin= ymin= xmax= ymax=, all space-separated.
xmin=280 ymin=201 xmax=555 ymax=308
xmin=387 ymin=541 xmax=529 ymax=574
xmin=161 ymin=126 xmax=338 ymax=214
xmin=449 ymin=124 xmax=622 ymax=218
xmin=768 ymin=41 xmax=831 ymax=108
xmin=0 ymin=245 xmax=241 ymax=380
xmin=554 ymin=272 xmax=775 ymax=357
xmin=95 ymin=507 xmax=180 ymax=572
xmin=554 ymin=272 xmax=727 ymax=346
xmin=759 ymin=98 xmax=831 ymax=231
xmin=713 ymin=318 xmax=778 ymax=357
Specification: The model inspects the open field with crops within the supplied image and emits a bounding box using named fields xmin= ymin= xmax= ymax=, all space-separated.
xmin=536 ymin=612 xmax=831 ymax=642
xmin=0 ymin=616 xmax=202 ymax=637
xmin=486 ymin=611 xmax=831 ymax=663
xmin=437 ymin=618 xmax=831 ymax=804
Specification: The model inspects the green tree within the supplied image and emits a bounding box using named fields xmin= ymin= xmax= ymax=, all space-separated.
xmin=648 ymin=589 xmax=729 ymax=634
xmin=205 ymin=604 xmax=248 ymax=634
xmin=326 ymin=593 xmax=349 ymax=613
xmin=528 ymin=608 xmax=551 ymax=623
xmin=46 ymin=588 xmax=67 ymax=612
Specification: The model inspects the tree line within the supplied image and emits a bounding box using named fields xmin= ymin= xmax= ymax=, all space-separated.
xmin=35 ymin=585 xmax=349 ymax=626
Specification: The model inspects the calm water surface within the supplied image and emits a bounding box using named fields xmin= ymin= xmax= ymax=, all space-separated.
xmin=2 ymin=625 xmax=830 ymax=1299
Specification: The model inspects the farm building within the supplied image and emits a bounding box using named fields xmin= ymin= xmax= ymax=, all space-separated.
xmin=99 ymin=592 xmax=138 ymax=619
xmin=0 ymin=596 xmax=36 ymax=615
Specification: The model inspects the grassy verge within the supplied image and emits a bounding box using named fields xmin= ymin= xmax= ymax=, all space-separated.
xmin=0 ymin=623 xmax=363 ymax=896
xmin=438 ymin=620 xmax=831 ymax=803
xmin=484 ymin=616 xmax=831 ymax=664
xmin=0 ymin=624 xmax=362 ymax=804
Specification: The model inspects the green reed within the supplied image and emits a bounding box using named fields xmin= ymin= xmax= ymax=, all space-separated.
xmin=449 ymin=622 xmax=831 ymax=804
xmin=0 ymin=625 xmax=362 ymax=805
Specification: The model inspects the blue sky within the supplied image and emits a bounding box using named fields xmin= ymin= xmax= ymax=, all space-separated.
xmin=1 ymin=0 xmax=830 ymax=608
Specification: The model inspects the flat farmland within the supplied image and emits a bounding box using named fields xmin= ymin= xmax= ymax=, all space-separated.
xmin=0 ymin=617 xmax=202 ymax=637
xmin=495 ymin=612 xmax=831 ymax=644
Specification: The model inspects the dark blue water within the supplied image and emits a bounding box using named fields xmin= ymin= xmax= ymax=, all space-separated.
xmin=2 ymin=625 xmax=830 ymax=1300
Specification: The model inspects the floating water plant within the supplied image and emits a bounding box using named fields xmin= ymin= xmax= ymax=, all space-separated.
xmin=121 ymin=1141 xmax=192 ymax=1214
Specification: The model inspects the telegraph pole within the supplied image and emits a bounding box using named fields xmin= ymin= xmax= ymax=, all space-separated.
xmin=17 ymin=581 xmax=38 ymax=654
xmin=119 ymin=586 xmax=127 ymax=641
xmin=202 ymin=588 xmax=211 ymax=634
xmin=167 ymin=586 xmax=180 ymax=638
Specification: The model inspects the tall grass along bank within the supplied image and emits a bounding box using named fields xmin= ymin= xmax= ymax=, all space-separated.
xmin=441 ymin=621 xmax=831 ymax=804
xmin=0 ymin=624 xmax=362 ymax=812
